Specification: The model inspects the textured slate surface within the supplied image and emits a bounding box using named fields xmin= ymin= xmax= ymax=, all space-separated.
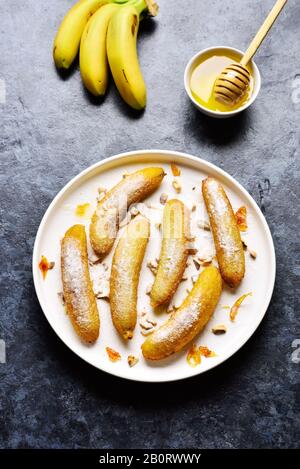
xmin=0 ymin=0 xmax=299 ymax=449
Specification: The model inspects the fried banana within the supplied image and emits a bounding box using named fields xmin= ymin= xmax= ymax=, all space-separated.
xmin=90 ymin=167 xmax=164 ymax=258
xmin=150 ymin=199 xmax=190 ymax=307
xmin=202 ymin=177 xmax=245 ymax=288
xmin=61 ymin=224 xmax=100 ymax=343
xmin=142 ymin=265 xmax=222 ymax=360
xmin=110 ymin=216 xmax=150 ymax=340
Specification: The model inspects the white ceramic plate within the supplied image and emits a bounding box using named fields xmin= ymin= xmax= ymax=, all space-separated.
xmin=32 ymin=150 xmax=276 ymax=382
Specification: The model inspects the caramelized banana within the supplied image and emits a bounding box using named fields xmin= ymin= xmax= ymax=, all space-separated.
xmin=90 ymin=167 xmax=164 ymax=258
xmin=150 ymin=199 xmax=190 ymax=307
xmin=110 ymin=216 xmax=150 ymax=340
xmin=61 ymin=224 xmax=100 ymax=343
xmin=202 ymin=177 xmax=245 ymax=288
xmin=142 ymin=266 xmax=222 ymax=360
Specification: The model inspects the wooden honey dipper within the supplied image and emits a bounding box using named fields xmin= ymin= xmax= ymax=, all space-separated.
xmin=213 ymin=0 xmax=287 ymax=106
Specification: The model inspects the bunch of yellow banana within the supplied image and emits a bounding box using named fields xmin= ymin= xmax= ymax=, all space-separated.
xmin=53 ymin=0 xmax=159 ymax=110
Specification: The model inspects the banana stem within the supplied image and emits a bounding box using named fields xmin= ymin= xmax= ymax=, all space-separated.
xmin=131 ymin=0 xmax=159 ymax=16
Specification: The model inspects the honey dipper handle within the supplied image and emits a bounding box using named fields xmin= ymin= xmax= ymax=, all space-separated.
xmin=241 ymin=0 xmax=287 ymax=66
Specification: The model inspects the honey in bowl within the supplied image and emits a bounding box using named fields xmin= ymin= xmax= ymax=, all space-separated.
xmin=190 ymin=49 xmax=254 ymax=112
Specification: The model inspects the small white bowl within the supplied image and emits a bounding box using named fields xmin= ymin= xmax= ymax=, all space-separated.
xmin=184 ymin=46 xmax=261 ymax=119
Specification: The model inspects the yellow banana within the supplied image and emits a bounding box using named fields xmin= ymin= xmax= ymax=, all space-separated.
xmin=150 ymin=199 xmax=190 ymax=308
xmin=142 ymin=266 xmax=222 ymax=361
xmin=61 ymin=224 xmax=100 ymax=343
xmin=90 ymin=167 xmax=164 ymax=258
xmin=110 ymin=216 xmax=150 ymax=340
xmin=106 ymin=0 xmax=158 ymax=109
xmin=80 ymin=3 xmax=120 ymax=95
xmin=53 ymin=0 xmax=127 ymax=69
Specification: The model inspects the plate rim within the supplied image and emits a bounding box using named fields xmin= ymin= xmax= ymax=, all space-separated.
xmin=32 ymin=149 xmax=276 ymax=383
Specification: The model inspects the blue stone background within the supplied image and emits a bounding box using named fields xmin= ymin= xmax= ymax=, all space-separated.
xmin=0 ymin=0 xmax=299 ymax=448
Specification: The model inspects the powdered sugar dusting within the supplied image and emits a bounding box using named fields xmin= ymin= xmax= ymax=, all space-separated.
xmin=62 ymin=239 xmax=94 ymax=327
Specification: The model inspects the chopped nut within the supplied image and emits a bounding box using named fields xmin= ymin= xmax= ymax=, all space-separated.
xmin=249 ymin=249 xmax=257 ymax=259
xmin=97 ymin=186 xmax=107 ymax=195
xmin=146 ymin=202 xmax=160 ymax=210
xmin=171 ymin=162 xmax=181 ymax=176
xmin=193 ymin=259 xmax=201 ymax=270
xmin=130 ymin=206 xmax=139 ymax=217
xmin=197 ymin=256 xmax=213 ymax=267
xmin=147 ymin=260 xmax=158 ymax=275
xmin=242 ymin=238 xmax=248 ymax=249
xmin=89 ymin=253 xmax=101 ymax=265
xmin=174 ymin=300 xmax=181 ymax=310
xmin=155 ymin=222 xmax=162 ymax=230
xmin=141 ymin=329 xmax=154 ymax=336
xmin=57 ymin=292 xmax=65 ymax=306
xmin=191 ymin=204 xmax=197 ymax=212
xmin=197 ymin=220 xmax=210 ymax=231
xmin=212 ymin=324 xmax=227 ymax=335
xmin=147 ymin=318 xmax=157 ymax=327
xmin=127 ymin=355 xmax=139 ymax=367
xmin=49 ymin=261 xmax=55 ymax=270
xmin=106 ymin=347 xmax=121 ymax=362
xmin=172 ymin=179 xmax=182 ymax=193
xmin=242 ymin=239 xmax=257 ymax=259
xmin=140 ymin=321 xmax=154 ymax=331
xmin=192 ymin=187 xmax=196 ymax=191
xmin=160 ymin=193 xmax=168 ymax=205
xmin=95 ymin=282 xmax=110 ymax=299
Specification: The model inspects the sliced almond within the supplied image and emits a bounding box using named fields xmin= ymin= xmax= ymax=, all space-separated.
xmin=141 ymin=329 xmax=154 ymax=336
xmin=130 ymin=206 xmax=139 ymax=217
xmin=147 ymin=260 xmax=158 ymax=275
xmin=172 ymin=179 xmax=182 ymax=193
xmin=197 ymin=220 xmax=210 ymax=231
xmin=57 ymin=292 xmax=65 ymax=306
xmin=97 ymin=186 xmax=107 ymax=195
xmin=140 ymin=321 xmax=154 ymax=331
xmin=197 ymin=257 xmax=213 ymax=267
xmin=95 ymin=282 xmax=110 ymax=299
xmin=212 ymin=324 xmax=227 ymax=335
xmin=127 ymin=355 xmax=139 ymax=367
xmin=160 ymin=193 xmax=168 ymax=205
xmin=147 ymin=318 xmax=157 ymax=327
